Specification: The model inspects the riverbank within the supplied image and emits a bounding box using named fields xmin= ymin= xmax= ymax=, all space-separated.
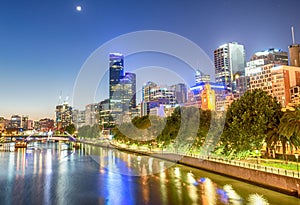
xmin=81 ymin=140 xmax=300 ymax=198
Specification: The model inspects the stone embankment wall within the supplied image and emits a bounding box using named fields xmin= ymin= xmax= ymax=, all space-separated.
xmin=152 ymin=153 xmax=300 ymax=197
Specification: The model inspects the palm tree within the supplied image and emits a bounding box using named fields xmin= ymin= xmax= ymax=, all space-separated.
xmin=265 ymin=126 xmax=279 ymax=158
xmin=278 ymin=109 xmax=300 ymax=160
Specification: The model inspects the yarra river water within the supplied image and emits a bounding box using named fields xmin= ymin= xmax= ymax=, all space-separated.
xmin=0 ymin=142 xmax=299 ymax=205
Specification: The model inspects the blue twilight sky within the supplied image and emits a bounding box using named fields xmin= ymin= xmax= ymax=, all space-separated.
xmin=0 ymin=0 xmax=300 ymax=120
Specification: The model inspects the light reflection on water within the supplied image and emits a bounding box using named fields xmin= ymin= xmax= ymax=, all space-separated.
xmin=0 ymin=142 xmax=299 ymax=205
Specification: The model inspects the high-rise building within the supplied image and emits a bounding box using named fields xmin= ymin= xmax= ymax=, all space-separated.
xmin=109 ymin=53 xmax=124 ymax=112
xmin=195 ymin=69 xmax=210 ymax=84
xmin=34 ymin=120 xmax=40 ymax=130
xmin=249 ymin=64 xmax=300 ymax=107
xmin=21 ymin=115 xmax=29 ymax=130
xmin=214 ymin=42 xmax=246 ymax=93
xmin=142 ymin=81 xmax=158 ymax=102
xmin=290 ymin=86 xmax=300 ymax=104
xmin=0 ymin=117 xmax=5 ymax=133
xmin=120 ymin=72 xmax=136 ymax=111
xmin=27 ymin=120 xmax=34 ymax=130
xmin=99 ymin=99 xmax=114 ymax=131
xmin=72 ymin=109 xmax=86 ymax=128
xmin=249 ymin=48 xmax=288 ymax=65
xmin=55 ymin=102 xmax=72 ymax=130
xmin=11 ymin=115 xmax=21 ymax=129
xmin=172 ymin=83 xmax=187 ymax=104
xmin=288 ymin=27 xmax=300 ymax=67
xmin=39 ymin=118 xmax=54 ymax=132
xmin=289 ymin=44 xmax=300 ymax=67
xmin=235 ymin=76 xmax=250 ymax=97
xmin=109 ymin=53 xmax=137 ymax=124
xmin=85 ymin=103 xmax=100 ymax=126
xmin=246 ymin=48 xmax=288 ymax=76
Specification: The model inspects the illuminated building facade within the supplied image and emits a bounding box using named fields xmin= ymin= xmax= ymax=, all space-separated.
xmin=201 ymin=84 xmax=216 ymax=110
xmin=10 ymin=115 xmax=21 ymax=129
xmin=142 ymin=82 xmax=176 ymax=107
xmin=214 ymin=42 xmax=246 ymax=93
xmin=289 ymin=44 xmax=300 ymax=67
xmin=246 ymin=48 xmax=288 ymax=76
xmin=188 ymin=82 xmax=226 ymax=110
xmin=21 ymin=115 xmax=28 ymax=130
xmin=120 ymin=72 xmax=136 ymax=111
xmin=39 ymin=118 xmax=54 ymax=132
xmin=72 ymin=109 xmax=86 ymax=128
xmin=290 ymin=86 xmax=300 ymax=104
xmin=109 ymin=53 xmax=136 ymax=124
xmin=195 ymin=69 xmax=210 ymax=84
xmin=109 ymin=53 xmax=124 ymax=112
xmin=85 ymin=103 xmax=100 ymax=126
xmin=55 ymin=103 xmax=72 ymax=130
xmin=249 ymin=64 xmax=300 ymax=106
xmin=249 ymin=48 xmax=288 ymax=65
xmin=172 ymin=83 xmax=187 ymax=104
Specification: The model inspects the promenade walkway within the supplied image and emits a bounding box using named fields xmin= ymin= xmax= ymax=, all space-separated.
xmin=82 ymin=139 xmax=300 ymax=179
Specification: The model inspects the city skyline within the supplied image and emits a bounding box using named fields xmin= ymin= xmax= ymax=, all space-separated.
xmin=1 ymin=0 xmax=300 ymax=120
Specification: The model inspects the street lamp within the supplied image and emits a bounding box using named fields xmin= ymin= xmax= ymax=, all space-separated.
xmin=295 ymin=153 xmax=299 ymax=173
xmin=255 ymin=150 xmax=259 ymax=164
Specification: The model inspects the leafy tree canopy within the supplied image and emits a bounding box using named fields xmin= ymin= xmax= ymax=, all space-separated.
xmin=221 ymin=89 xmax=282 ymax=156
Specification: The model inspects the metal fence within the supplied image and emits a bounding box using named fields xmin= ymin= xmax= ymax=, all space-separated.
xmin=188 ymin=154 xmax=300 ymax=179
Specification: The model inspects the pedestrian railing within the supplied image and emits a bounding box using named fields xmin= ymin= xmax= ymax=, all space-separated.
xmin=144 ymin=150 xmax=300 ymax=179
xmin=194 ymin=155 xmax=300 ymax=179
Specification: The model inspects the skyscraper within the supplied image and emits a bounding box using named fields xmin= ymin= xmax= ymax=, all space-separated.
xmin=10 ymin=115 xmax=21 ymax=129
xmin=289 ymin=44 xmax=300 ymax=67
xmin=289 ymin=26 xmax=300 ymax=67
xmin=214 ymin=42 xmax=246 ymax=93
xmin=55 ymin=102 xmax=72 ymax=131
xmin=172 ymin=83 xmax=187 ymax=104
xmin=120 ymin=72 xmax=136 ymax=111
xmin=109 ymin=53 xmax=137 ymax=124
xmin=109 ymin=53 xmax=124 ymax=111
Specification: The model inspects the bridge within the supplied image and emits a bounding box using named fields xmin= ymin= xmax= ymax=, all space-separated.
xmin=5 ymin=131 xmax=80 ymax=149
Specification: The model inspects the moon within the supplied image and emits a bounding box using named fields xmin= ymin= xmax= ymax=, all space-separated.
xmin=76 ymin=5 xmax=82 ymax=12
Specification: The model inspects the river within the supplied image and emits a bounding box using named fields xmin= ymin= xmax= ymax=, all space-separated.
xmin=0 ymin=142 xmax=299 ymax=205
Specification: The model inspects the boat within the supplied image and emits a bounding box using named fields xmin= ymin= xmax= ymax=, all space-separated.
xmin=15 ymin=140 xmax=27 ymax=148
xmin=73 ymin=143 xmax=80 ymax=149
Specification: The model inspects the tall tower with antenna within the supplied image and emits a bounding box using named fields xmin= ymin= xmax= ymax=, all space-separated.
xmin=288 ymin=26 xmax=300 ymax=67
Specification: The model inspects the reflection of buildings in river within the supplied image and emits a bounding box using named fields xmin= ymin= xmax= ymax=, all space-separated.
xmin=44 ymin=149 xmax=52 ymax=205
xmin=141 ymin=175 xmax=150 ymax=204
xmin=186 ymin=172 xmax=199 ymax=204
xmin=200 ymin=178 xmax=217 ymax=205
xmin=159 ymin=162 xmax=167 ymax=205
xmin=15 ymin=149 xmax=26 ymax=202
xmin=6 ymin=150 xmax=15 ymax=205
xmin=173 ymin=167 xmax=183 ymax=203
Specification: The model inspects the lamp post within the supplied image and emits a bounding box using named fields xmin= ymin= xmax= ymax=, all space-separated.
xmin=295 ymin=153 xmax=299 ymax=173
xmin=255 ymin=150 xmax=259 ymax=164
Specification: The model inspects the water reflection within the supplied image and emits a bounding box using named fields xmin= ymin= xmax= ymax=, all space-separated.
xmin=0 ymin=142 xmax=299 ymax=205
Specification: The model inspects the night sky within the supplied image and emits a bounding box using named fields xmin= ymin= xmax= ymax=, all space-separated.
xmin=0 ymin=0 xmax=300 ymax=120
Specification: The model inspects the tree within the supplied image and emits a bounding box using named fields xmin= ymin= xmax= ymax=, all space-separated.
xmin=278 ymin=108 xmax=300 ymax=160
xmin=65 ymin=124 xmax=76 ymax=135
xmin=220 ymin=89 xmax=282 ymax=157
xmin=78 ymin=124 xmax=100 ymax=138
